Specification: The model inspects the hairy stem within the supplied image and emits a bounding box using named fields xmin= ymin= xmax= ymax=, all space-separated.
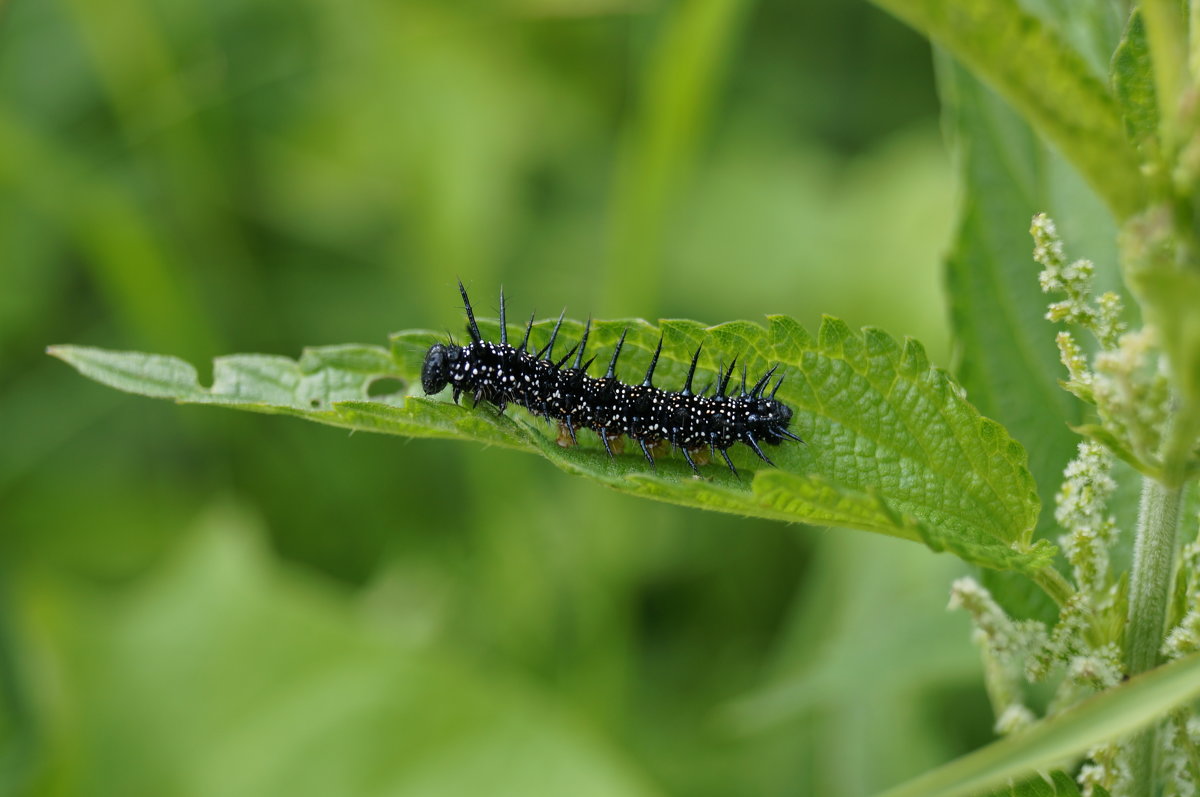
xmin=1032 ymin=565 xmax=1075 ymax=609
xmin=1124 ymin=475 xmax=1186 ymax=797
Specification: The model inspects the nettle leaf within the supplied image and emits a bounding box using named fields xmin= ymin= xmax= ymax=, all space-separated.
xmin=51 ymin=314 xmax=1048 ymax=572
xmin=1111 ymin=10 xmax=1157 ymax=149
xmin=940 ymin=60 xmax=1092 ymax=619
xmin=978 ymin=770 xmax=1110 ymax=797
xmin=871 ymin=0 xmax=1145 ymax=219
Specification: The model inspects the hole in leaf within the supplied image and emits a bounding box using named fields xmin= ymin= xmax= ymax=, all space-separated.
xmin=367 ymin=377 xmax=406 ymax=398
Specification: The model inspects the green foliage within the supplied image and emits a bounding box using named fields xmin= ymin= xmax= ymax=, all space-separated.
xmin=18 ymin=0 xmax=1200 ymax=791
xmin=1111 ymin=11 xmax=1158 ymax=149
xmin=870 ymin=0 xmax=1146 ymax=218
xmin=30 ymin=502 xmax=662 ymax=797
xmin=872 ymin=0 xmax=1200 ymax=795
xmin=939 ymin=59 xmax=1110 ymax=621
xmin=881 ymin=651 xmax=1200 ymax=797
xmin=983 ymin=771 xmax=1107 ymax=797
xmin=5 ymin=0 xmax=963 ymax=793
xmin=51 ymin=310 xmax=1049 ymax=573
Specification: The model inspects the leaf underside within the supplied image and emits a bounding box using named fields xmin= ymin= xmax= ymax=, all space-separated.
xmin=870 ymin=0 xmax=1144 ymax=220
xmin=51 ymin=314 xmax=1048 ymax=572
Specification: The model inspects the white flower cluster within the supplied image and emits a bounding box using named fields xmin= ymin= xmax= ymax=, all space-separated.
xmin=1161 ymin=713 xmax=1200 ymax=797
xmin=949 ymin=577 xmax=1045 ymax=734
xmin=948 ymin=577 xmax=1122 ymax=742
xmin=1079 ymin=742 xmax=1128 ymax=797
xmin=1031 ymin=213 xmax=1168 ymax=473
xmin=1025 ymin=215 xmax=1200 ymax=795
xmin=1032 ymin=213 xmax=1126 ymax=348
xmin=1055 ymin=442 xmax=1119 ymax=598
xmin=1092 ymin=327 xmax=1170 ymax=466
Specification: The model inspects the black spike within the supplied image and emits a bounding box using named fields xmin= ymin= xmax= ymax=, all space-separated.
xmin=680 ymin=344 xmax=703 ymax=396
xmin=555 ymin=342 xmax=580 ymax=369
xmin=778 ymin=428 xmax=805 ymax=443
xmin=719 ymin=447 xmax=739 ymax=479
xmin=739 ymin=364 xmax=748 ymax=396
xmin=536 ymin=309 xmax=566 ymax=360
xmin=573 ymin=318 xmax=592 ymax=370
xmin=452 ymin=387 xmax=462 ymax=404
xmin=744 ymin=434 xmax=776 ymax=466
xmin=605 ymin=329 xmax=629 ymax=379
xmin=715 ymin=357 xmax=737 ymax=397
xmin=498 ymin=286 xmax=508 ymax=346
xmin=638 ymin=437 xmax=657 ymax=467
xmin=582 ymin=356 xmax=597 ymax=373
xmin=770 ymin=374 xmax=785 ymax=399
xmin=680 ymin=447 xmax=700 ymax=475
xmin=599 ymin=429 xmax=615 ymax=459
xmin=564 ymin=419 xmax=578 ymax=446
xmin=457 ymin=279 xmax=482 ymax=344
xmin=750 ymin=365 xmax=779 ymax=397
xmin=518 ymin=311 xmax=536 ymax=353
xmin=642 ymin=335 xmax=664 ymax=387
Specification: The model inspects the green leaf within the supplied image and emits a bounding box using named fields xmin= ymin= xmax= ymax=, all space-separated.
xmin=870 ymin=0 xmax=1146 ymax=219
xmin=875 ymin=651 xmax=1200 ymax=797
xmin=51 ymin=313 xmax=1046 ymax=571
xmin=24 ymin=501 xmax=662 ymax=797
xmin=990 ymin=769 xmax=1110 ymax=796
xmin=980 ymin=769 xmax=1105 ymax=796
xmin=1111 ymin=10 xmax=1159 ymax=149
xmin=940 ymin=63 xmax=1085 ymax=526
xmin=939 ymin=60 xmax=1114 ymax=617
xmin=978 ymin=770 xmax=1082 ymax=796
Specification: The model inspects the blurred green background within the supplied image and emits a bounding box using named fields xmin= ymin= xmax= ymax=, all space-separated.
xmin=1 ymin=0 xmax=987 ymax=794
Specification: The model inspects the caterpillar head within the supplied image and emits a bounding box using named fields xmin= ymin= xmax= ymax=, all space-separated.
xmin=756 ymin=399 xmax=795 ymax=444
xmin=421 ymin=343 xmax=457 ymax=395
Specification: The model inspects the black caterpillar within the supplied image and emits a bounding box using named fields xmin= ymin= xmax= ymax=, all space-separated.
xmin=421 ymin=282 xmax=800 ymax=476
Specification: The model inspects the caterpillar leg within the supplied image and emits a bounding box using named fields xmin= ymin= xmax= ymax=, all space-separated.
xmin=744 ymin=434 xmax=776 ymax=466
xmin=597 ymin=430 xmax=625 ymax=458
xmin=637 ymin=438 xmax=657 ymax=468
xmin=718 ymin=447 xmax=739 ymax=479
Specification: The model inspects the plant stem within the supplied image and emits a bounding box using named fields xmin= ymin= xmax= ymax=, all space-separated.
xmin=1124 ymin=474 xmax=1186 ymax=797
xmin=1032 ymin=564 xmax=1075 ymax=609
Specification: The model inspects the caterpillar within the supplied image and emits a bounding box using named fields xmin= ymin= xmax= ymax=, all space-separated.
xmin=420 ymin=282 xmax=801 ymax=476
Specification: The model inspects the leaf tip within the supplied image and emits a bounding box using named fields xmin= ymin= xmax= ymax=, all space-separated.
xmin=899 ymin=337 xmax=930 ymax=375
xmin=862 ymin=327 xmax=901 ymax=359
xmin=817 ymin=315 xmax=854 ymax=353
